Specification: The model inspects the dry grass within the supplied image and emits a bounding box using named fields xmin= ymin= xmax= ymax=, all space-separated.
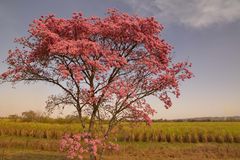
xmin=1 ymin=120 xmax=240 ymax=159
xmin=1 ymin=143 xmax=240 ymax=160
xmin=0 ymin=120 xmax=240 ymax=143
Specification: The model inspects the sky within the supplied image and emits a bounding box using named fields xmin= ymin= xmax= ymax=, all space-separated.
xmin=0 ymin=0 xmax=240 ymax=119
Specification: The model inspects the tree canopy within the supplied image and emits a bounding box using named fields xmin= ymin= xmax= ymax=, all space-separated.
xmin=0 ymin=9 xmax=192 ymax=134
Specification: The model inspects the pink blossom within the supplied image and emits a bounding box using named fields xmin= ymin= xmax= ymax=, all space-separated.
xmin=60 ymin=132 xmax=119 ymax=159
xmin=1 ymin=8 xmax=193 ymax=159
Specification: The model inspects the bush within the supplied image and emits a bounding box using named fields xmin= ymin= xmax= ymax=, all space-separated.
xmin=142 ymin=132 xmax=148 ymax=142
xmin=233 ymin=135 xmax=240 ymax=143
xmin=157 ymin=132 xmax=166 ymax=142
xmin=215 ymin=135 xmax=224 ymax=143
xmin=198 ymin=132 xmax=207 ymax=142
xmin=174 ymin=134 xmax=183 ymax=143
xmin=224 ymin=133 xmax=234 ymax=143
xmin=183 ymin=133 xmax=191 ymax=143
xmin=166 ymin=133 xmax=173 ymax=143
xmin=207 ymin=134 xmax=215 ymax=142
xmin=191 ymin=133 xmax=199 ymax=143
xmin=134 ymin=132 xmax=140 ymax=142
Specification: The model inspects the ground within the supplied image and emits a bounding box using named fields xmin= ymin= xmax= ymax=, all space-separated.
xmin=1 ymin=143 xmax=240 ymax=160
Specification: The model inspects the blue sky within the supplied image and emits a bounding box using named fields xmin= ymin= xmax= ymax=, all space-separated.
xmin=0 ymin=0 xmax=240 ymax=119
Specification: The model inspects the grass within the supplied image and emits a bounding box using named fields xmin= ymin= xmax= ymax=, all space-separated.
xmin=0 ymin=136 xmax=59 ymax=151
xmin=1 ymin=143 xmax=240 ymax=160
xmin=0 ymin=149 xmax=65 ymax=160
xmin=1 ymin=120 xmax=240 ymax=143
xmin=0 ymin=120 xmax=240 ymax=159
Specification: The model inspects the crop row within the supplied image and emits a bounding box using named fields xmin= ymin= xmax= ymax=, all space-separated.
xmin=0 ymin=121 xmax=239 ymax=143
xmin=115 ymin=130 xmax=240 ymax=143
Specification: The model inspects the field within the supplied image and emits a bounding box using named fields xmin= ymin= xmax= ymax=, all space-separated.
xmin=0 ymin=120 xmax=240 ymax=159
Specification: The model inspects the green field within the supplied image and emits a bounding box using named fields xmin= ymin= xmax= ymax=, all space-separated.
xmin=0 ymin=120 xmax=240 ymax=159
xmin=1 ymin=120 xmax=240 ymax=143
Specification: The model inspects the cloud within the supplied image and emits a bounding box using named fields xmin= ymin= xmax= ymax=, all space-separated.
xmin=125 ymin=0 xmax=240 ymax=28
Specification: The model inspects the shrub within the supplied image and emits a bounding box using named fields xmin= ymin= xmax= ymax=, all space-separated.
xmin=215 ymin=135 xmax=224 ymax=143
xmin=198 ymin=132 xmax=207 ymax=142
xmin=191 ymin=133 xmax=199 ymax=143
xmin=224 ymin=133 xmax=234 ymax=143
xmin=183 ymin=133 xmax=191 ymax=143
xmin=207 ymin=134 xmax=215 ymax=142
xmin=166 ymin=133 xmax=173 ymax=143
xmin=157 ymin=132 xmax=166 ymax=142
xmin=233 ymin=135 xmax=240 ymax=143
xmin=134 ymin=132 xmax=140 ymax=142
xmin=142 ymin=132 xmax=148 ymax=142
xmin=174 ymin=134 xmax=183 ymax=143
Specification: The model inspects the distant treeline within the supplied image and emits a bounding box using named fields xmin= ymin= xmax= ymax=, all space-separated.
xmin=0 ymin=110 xmax=87 ymax=124
xmin=1 ymin=110 xmax=239 ymax=123
xmin=153 ymin=117 xmax=240 ymax=122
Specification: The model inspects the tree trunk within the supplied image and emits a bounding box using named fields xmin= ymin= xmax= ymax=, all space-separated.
xmin=88 ymin=104 xmax=99 ymax=159
xmin=76 ymin=106 xmax=86 ymax=130
xmin=89 ymin=154 xmax=97 ymax=160
xmin=98 ymin=147 xmax=105 ymax=160
xmin=89 ymin=108 xmax=97 ymax=132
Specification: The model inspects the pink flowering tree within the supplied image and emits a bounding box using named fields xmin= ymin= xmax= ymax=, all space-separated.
xmin=0 ymin=9 xmax=192 ymax=159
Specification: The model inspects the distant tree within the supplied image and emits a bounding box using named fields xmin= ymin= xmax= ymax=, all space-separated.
xmin=0 ymin=9 xmax=192 ymax=159
xmin=8 ymin=114 xmax=19 ymax=121
xmin=21 ymin=110 xmax=39 ymax=121
xmin=64 ymin=114 xmax=80 ymax=123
